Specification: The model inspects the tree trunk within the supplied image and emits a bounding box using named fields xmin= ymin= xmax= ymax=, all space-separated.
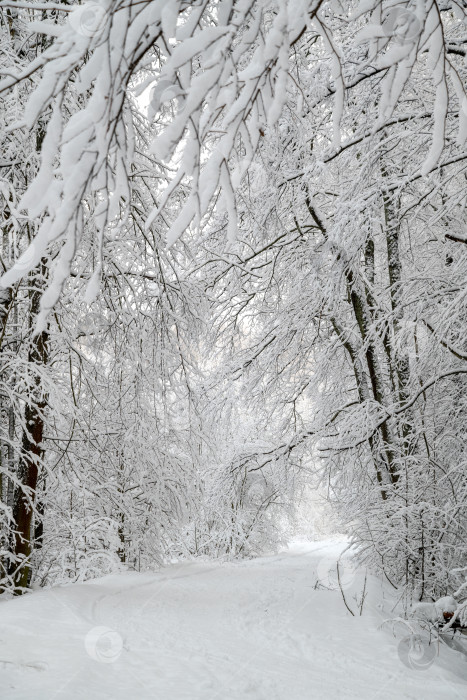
xmin=9 ymin=262 xmax=48 ymax=592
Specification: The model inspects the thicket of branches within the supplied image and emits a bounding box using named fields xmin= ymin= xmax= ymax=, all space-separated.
xmin=0 ymin=0 xmax=466 ymax=607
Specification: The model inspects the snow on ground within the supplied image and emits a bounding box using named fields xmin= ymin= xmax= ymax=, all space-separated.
xmin=1 ymin=538 xmax=466 ymax=699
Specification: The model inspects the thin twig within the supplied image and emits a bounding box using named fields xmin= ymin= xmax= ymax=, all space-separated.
xmin=337 ymin=561 xmax=355 ymax=616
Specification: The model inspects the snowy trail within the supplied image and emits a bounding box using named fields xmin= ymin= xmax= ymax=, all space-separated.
xmin=1 ymin=539 xmax=466 ymax=700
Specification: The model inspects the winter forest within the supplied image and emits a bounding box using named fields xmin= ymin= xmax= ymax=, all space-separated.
xmin=1 ymin=0 xmax=467 ymax=697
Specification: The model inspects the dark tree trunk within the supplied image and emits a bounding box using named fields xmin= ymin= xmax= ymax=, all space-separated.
xmin=9 ymin=263 xmax=48 ymax=592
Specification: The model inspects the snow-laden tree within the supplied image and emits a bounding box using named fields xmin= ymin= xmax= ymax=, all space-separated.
xmin=1 ymin=26 xmax=292 ymax=589
xmin=2 ymin=1 xmax=464 ymax=318
xmin=190 ymin=1 xmax=467 ymax=598
xmin=1 ymin=0 xmax=467 ymax=602
xmin=0 ymin=2 xmax=66 ymax=591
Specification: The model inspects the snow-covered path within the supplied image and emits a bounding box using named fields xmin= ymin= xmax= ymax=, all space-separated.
xmin=1 ymin=539 xmax=466 ymax=699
